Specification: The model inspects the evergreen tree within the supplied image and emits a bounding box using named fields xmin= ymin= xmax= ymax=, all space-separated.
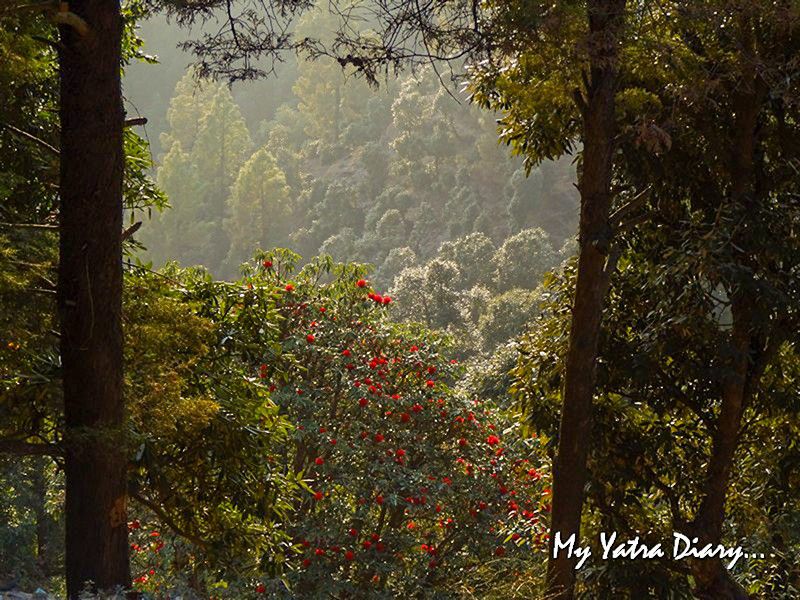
xmin=224 ymin=147 xmax=291 ymax=273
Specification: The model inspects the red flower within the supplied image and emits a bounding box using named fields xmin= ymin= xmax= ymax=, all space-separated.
xmin=313 ymin=491 xmax=324 ymax=501
xmin=374 ymin=433 xmax=385 ymax=443
xmin=409 ymin=345 xmax=419 ymax=352
xmin=425 ymin=379 xmax=435 ymax=388
xmin=348 ymin=528 xmax=358 ymax=537
xmin=375 ymin=495 xmax=384 ymax=505
xmin=315 ymin=548 xmax=325 ymax=556
xmin=494 ymin=546 xmax=506 ymax=557
xmin=342 ymin=348 xmax=351 ymax=357
xmin=315 ymin=457 xmax=324 ymax=465
xmin=396 ymin=448 xmax=406 ymax=457
xmin=285 ymin=283 xmax=295 ymax=292
xmin=302 ymin=558 xmax=311 ymax=568
xmin=359 ymin=397 xmax=369 ymax=407
xmin=363 ymin=540 xmax=372 ymax=549
xmin=256 ymin=583 xmax=266 ymax=594
xmin=382 ymin=295 xmax=392 ymax=304
xmin=356 ymin=279 xmax=368 ymax=288
xmin=345 ymin=550 xmax=355 ymax=561
xmin=306 ymin=334 xmax=315 ymax=343
xmin=262 ymin=260 xmax=273 ymax=269
xmin=458 ymin=438 xmax=467 ymax=447
xmin=486 ymin=434 xmax=501 ymax=446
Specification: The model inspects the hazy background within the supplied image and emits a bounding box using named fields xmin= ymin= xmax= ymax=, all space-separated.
xmin=124 ymin=10 xmax=579 ymax=357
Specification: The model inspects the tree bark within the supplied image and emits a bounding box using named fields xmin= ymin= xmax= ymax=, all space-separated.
xmin=545 ymin=1 xmax=626 ymax=598
xmin=686 ymin=28 xmax=765 ymax=598
xmin=689 ymin=294 xmax=753 ymax=600
xmin=58 ymin=0 xmax=130 ymax=596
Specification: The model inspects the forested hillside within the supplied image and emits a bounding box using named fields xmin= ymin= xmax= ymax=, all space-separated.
xmin=135 ymin=20 xmax=571 ymax=260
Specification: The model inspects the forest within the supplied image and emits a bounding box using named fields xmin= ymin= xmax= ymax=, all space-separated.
xmin=0 ymin=0 xmax=798 ymax=599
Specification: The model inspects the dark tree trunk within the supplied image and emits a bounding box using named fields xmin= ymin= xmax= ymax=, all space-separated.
xmin=689 ymin=295 xmax=753 ymax=600
xmin=58 ymin=1 xmax=130 ymax=596
xmin=545 ymin=1 xmax=626 ymax=598
xmin=687 ymin=30 xmax=765 ymax=599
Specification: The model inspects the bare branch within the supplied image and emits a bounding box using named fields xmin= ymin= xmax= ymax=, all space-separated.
xmin=0 ymin=122 xmax=59 ymax=156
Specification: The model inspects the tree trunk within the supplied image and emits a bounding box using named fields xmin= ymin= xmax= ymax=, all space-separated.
xmin=686 ymin=28 xmax=765 ymax=598
xmin=545 ymin=1 xmax=625 ymax=598
xmin=58 ymin=1 xmax=130 ymax=596
xmin=689 ymin=294 xmax=752 ymax=600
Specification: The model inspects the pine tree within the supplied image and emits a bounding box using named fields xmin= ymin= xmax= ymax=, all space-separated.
xmin=224 ymin=147 xmax=291 ymax=273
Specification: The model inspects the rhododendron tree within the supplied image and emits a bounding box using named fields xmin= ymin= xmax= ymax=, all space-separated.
xmin=227 ymin=250 xmax=550 ymax=597
xmin=108 ymin=250 xmax=549 ymax=598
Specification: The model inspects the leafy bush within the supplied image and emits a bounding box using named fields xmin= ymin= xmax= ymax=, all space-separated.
xmin=126 ymin=251 xmax=550 ymax=598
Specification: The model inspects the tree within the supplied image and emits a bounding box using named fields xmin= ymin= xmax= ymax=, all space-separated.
xmin=437 ymin=233 xmax=496 ymax=290
xmin=477 ymin=288 xmax=542 ymax=352
xmin=470 ymin=2 xmax=628 ymax=595
xmin=159 ymin=67 xmax=217 ymax=154
xmin=491 ymin=228 xmax=556 ymax=291
xmin=58 ymin=0 xmax=130 ymax=594
xmin=507 ymin=2 xmax=800 ymax=597
xmin=224 ymin=147 xmax=291 ymax=274
xmin=150 ymin=80 xmax=253 ymax=273
xmin=189 ymin=86 xmax=253 ymax=267
xmin=234 ymin=252 xmax=549 ymax=598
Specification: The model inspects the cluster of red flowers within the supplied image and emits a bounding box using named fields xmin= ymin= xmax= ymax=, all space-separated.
xmin=243 ymin=260 xmax=549 ymax=593
xmin=128 ymin=521 xmax=166 ymax=590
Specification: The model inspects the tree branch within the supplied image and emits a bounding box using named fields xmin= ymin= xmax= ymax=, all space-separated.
xmin=0 ymin=122 xmax=59 ymax=156
xmin=0 ymin=439 xmax=63 ymax=457
xmin=130 ymin=492 xmax=209 ymax=550
xmin=0 ymin=222 xmax=58 ymax=230
xmin=124 ymin=117 xmax=148 ymax=128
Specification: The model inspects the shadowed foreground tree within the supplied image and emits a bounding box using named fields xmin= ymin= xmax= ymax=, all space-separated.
xmin=58 ymin=0 xmax=131 ymax=594
xmin=503 ymin=1 xmax=800 ymax=598
xmin=470 ymin=1 xmax=628 ymax=596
